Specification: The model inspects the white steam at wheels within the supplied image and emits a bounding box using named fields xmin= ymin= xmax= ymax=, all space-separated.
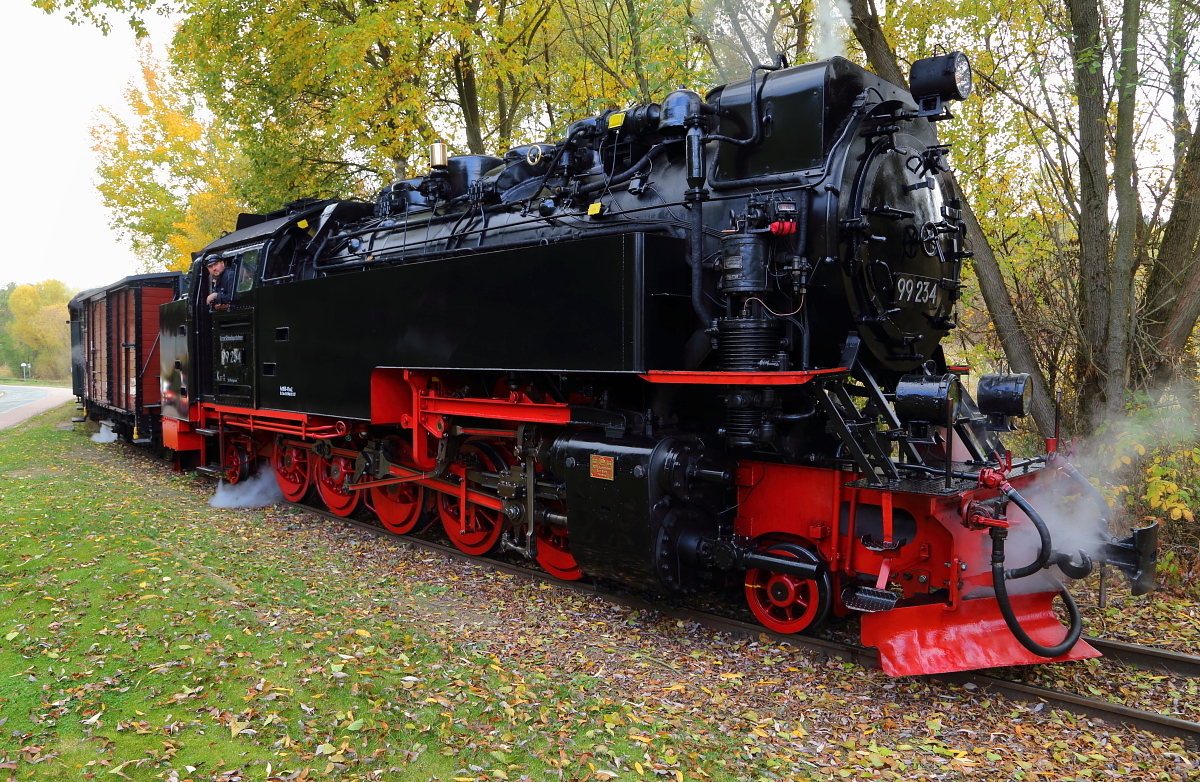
xmin=209 ymin=467 xmax=284 ymax=509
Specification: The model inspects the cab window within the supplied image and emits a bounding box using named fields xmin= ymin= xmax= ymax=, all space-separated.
xmin=235 ymin=248 xmax=261 ymax=294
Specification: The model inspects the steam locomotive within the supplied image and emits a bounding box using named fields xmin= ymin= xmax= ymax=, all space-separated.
xmin=71 ymin=53 xmax=1158 ymax=676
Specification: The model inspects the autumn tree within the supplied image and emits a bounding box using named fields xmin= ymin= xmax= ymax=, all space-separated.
xmin=845 ymin=0 xmax=1200 ymax=434
xmin=93 ymin=44 xmax=246 ymax=271
xmin=5 ymin=281 xmax=74 ymax=379
xmin=0 ymin=283 xmax=21 ymax=374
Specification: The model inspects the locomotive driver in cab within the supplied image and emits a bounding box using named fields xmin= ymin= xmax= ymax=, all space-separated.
xmin=204 ymin=255 xmax=235 ymax=311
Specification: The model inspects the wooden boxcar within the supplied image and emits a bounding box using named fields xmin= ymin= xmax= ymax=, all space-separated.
xmin=68 ymin=273 xmax=183 ymax=443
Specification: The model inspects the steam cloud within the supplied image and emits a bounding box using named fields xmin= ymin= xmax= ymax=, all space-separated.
xmin=91 ymin=422 xmax=117 ymax=444
xmin=815 ymin=0 xmax=851 ymax=60
xmin=209 ymin=468 xmax=284 ymax=509
xmin=981 ymin=385 xmax=1196 ymax=594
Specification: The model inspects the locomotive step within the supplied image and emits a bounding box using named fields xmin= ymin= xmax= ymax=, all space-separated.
xmin=194 ymin=427 xmax=221 ymax=436
xmin=841 ymin=585 xmax=900 ymax=613
xmin=860 ymin=535 xmax=906 ymax=552
xmin=70 ymin=417 xmax=86 ymax=423
xmin=194 ymin=465 xmax=224 ymax=478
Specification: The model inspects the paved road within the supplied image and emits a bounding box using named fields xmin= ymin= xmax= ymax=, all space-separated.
xmin=0 ymin=385 xmax=75 ymax=430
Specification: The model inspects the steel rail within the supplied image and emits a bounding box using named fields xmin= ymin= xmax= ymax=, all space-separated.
xmin=1083 ymin=636 xmax=1200 ymax=678
xmin=281 ymin=501 xmax=1200 ymax=743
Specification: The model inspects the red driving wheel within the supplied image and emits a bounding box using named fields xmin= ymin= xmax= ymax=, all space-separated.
xmin=272 ymin=440 xmax=312 ymax=502
xmin=314 ymin=452 xmax=361 ymax=517
xmin=744 ymin=544 xmax=830 ymax=634
xmin=370 ymin=439 xmax=425 ymax=533
xmin=373 ymin=481 xmax=425 ymax=533
xmin=224 ymin=441 xmax=250 ymax=484
xmin=535 ymin=524 xmax=583 ymax=580
xmin=439 ymin=442 xmax=508 ymax=556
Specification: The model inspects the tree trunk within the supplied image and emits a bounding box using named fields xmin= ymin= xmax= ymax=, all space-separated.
xmin=452 ymin=0 xmax=486 ymax=155
xmin=453 ymin=48 xmax=485 ymax=154
xmin=1067 ymin=0 xmax=1111 ymax=426
xmin=955 ymin=183 xmax=1057 ymax=437
xmin=1156 ymin=119 xmax=1200 ymax=359
xmin=1141 ymin=2 xmax=1200 ymax=383
xmin=624 ymin=0 xmax=652 ymax=101
xmin=846 ymin=0 xmax=905 ymax=87
xmin=1106 ymin=0 xmax=1140 ymax=413
xmin=1167 ymin=0 xmax=1190 ymax=166
xmin=721 ymin=0 xmax=761 ymax=67
xmin=847 ymin=0 xmax=1055 ymax=437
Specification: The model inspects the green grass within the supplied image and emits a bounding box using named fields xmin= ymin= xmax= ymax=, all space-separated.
xmin=0 ymin=408 xmax=746 ymax=781
xmin=0 ymin=377 xmax=71 ymax=388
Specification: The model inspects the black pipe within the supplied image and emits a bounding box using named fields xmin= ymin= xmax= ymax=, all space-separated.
xmin=576 ymin=142 xmax=670 ymax=196
xmin=1000 ymin=485 xmax=1053 ymax=579
xmin=990 ymin=525 xmax=1084 ymax=658
xmin=772 ymin=410 xmax=815 ymax=422
xmin=312 ymin=221 xmax=671 ymax=271
xmin=703 ymin=61 xmax=779 ymax=148
xmin=707 ymin=98 xmax=866 ymax=192
xmin=1050 ymin=550 xmax=1094 ymax=579
xmin=689 ymin=198 xmax=712 ymax=326
xmin=896 ymin=463 xmax=981 ymax=480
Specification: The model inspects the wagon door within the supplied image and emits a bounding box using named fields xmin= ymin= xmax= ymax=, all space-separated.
xmin=87 ymin=298 xmax=108 ymax=405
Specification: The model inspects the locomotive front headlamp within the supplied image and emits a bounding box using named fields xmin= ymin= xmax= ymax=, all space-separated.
xmin=895 ymin=374 xmax=961 ymax=423
xmin=909 ymin=52 xmax=972 ymax=103
xmin=976 ymin=373 xmax=1031 ymax=431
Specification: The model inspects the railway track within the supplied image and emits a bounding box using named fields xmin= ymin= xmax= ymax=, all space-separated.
xmin=279 ymin=500 xmax=1200 ymax=743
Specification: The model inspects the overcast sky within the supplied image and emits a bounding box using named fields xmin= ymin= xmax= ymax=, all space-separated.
xmin=1 ymin=4 xmax=175 ymax=291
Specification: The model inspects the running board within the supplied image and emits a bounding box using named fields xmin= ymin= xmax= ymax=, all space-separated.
xmin=860 ymin=591 xmax=1100 ymax=676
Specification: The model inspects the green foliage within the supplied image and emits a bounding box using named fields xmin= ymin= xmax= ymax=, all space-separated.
xmin=168 ymin=0 xmax=708 ymax=210
xmin=0 ymin=283 xmax=21 ymax=374
xmin=92 ymin=44 xmax=247 ymax=272
xmin=30 ymin=0 xmax=161 ymax=35
xmin=1144 ymin=448 xmax=1199 ymax=524
xmin=1079 ymin=391 xmax=1200 ymax=587
xmin=0 ymin=281 xmax=74 ymax=380
xmin=0 ymin=409 xmax=759 ymax=781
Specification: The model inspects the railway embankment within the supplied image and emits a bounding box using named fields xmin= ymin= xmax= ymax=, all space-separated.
xmin=0 ymin=406 xmax=1195 ymax=781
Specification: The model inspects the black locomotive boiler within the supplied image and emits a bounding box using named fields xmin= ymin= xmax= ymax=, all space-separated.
xmin=76 ymin=53 xmax=1157 ymax=676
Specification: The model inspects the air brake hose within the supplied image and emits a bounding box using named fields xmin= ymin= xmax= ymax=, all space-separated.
xmin=989 ymin=483 xmax=1083 ymax=658
xmin=999 ymin=485 xmax=1052 ymax=579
